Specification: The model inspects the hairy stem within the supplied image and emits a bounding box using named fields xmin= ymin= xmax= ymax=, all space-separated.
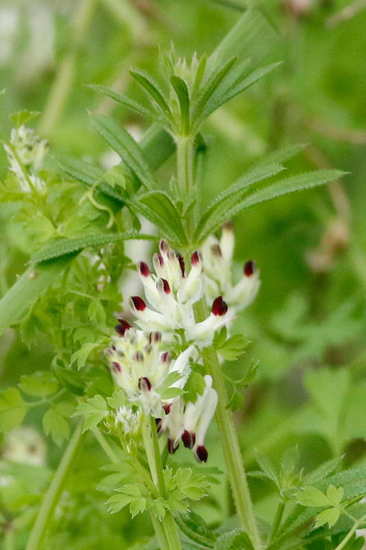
xmin=176 ymin=136 xmax=194 ymax=196
xmin=334 ymin=513 xmax=366 ymax=550
xmin=195 ymin=300 xmax=262 ymax=549
xmin=268 ymin=501 xmax=286 ymax=544
xmin=142 ymin=416 xmax=182 ymax=550
xmin=26 ymin=421 xmax=84 ymax=550
xmin=38 ymin=0 xmax=97 ymax=135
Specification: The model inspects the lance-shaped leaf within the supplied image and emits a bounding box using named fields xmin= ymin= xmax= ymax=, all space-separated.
xmin=88 ymin=84 xmax=152 ymax=119
xmin=170 ymin=75 xmax=190 ymax=134
xmin=195 ymin=161 xmax=286 ymax=241
xmin=126 ymin=190 xmax=187 ymax=245
xmin=90 ymin=114 xmax=157 ymax=190
xmin=130 ymin=69 xmax=172 ymax=123
xmin=57 ymin=156 xmax=124 ymax=204
xmin=30 ymin=232 xmax=157 ymax=264
xmin=196 ymin=169 xmax=346 ymax=242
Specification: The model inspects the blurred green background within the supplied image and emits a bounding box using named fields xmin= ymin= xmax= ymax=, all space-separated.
xmin=2 ymin=0 xmax=366 ymax=547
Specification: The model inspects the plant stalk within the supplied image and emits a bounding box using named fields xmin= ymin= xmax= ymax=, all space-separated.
xmin=268 ymin=501 xmax=286 ymax=544
xmin=142 ymin=416 xmax=182 ymax=550
xmin=195 ymin=300 xmax=262 ymax=550
xmin=176 ymin=136 xmax=194 ymax=196
xmin=26 ymin=420 xmax=84 ymax=550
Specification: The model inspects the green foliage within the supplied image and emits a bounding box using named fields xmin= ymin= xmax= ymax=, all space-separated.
xmin=0 ymin=388 xmax=26 ymax=432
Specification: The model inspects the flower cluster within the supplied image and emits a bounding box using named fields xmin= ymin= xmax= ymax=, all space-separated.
xmin=106 ymin=231 xmax=260 ymax=462
xmin=131 ymin=240 xmax=232 ymax=346
xmin=3 ymin=125 xmax=48 ymax=193
xmin=201 ymin=223 xmax=260 ymax=313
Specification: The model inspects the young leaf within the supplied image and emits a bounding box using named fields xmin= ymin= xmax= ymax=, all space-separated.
xmin=170 ymin=75 xmax=190 ymax=134
xmin=19 ymin=372 xmax=59 ymax=397
xmin=214 ymin=529 xmax=254 ymax=550
xmin=0 ymin=388 xmax=27 ymax=432
xmin=126 ymin=191 xmax=187 ymax=244
xmin=74 ymin=395 xmax=109 ymax=432
xmin=43 ymin=406 xmax=70 ymax=446
xmin=130 ymin=69 xmax=172 ymax=122
xmin=297 ymin=486 xmax=330 ymax=507
xmin=88 ymin=84 xmax=152 ymax=118
xmin=90 ymin=114 xmax=157 ymax=189
xmin=30 ymin=232 xmax=156 ymax=264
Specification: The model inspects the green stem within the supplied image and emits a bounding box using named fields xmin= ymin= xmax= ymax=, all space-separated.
xmin=268 ymin=501 xmax=286 ymax=544
xmin=38 ymin=0 xmax=97 ymax=135
xmin=177 ymin=136 xmax=194 ymax=196
xmin=334 ymin=513 xmax=366 ymax=550
xmin=195 ymin=300 xmax=262 ymax=550
xmin=142 ymin=416 xmax=182 ymax=550
xmin=26 ymin=421 xmax=84 ymax=550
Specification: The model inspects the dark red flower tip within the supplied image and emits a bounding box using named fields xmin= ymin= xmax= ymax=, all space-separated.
xmin=138 ymin=376 xmax=152 ymax=391
xmin=134 ymin=351 xmax=144 ymax=362
xmin=131 ymin=296 xmax=146 ymax=311
xmin=182 ymin=430 xmax=196 ymax=449
xmin=112 ymin=361 xmax=122 ymax=373
xmin=223 ymin=221 xmax=234 ymax=232
xmin=177 ymin=253 xmax=185 ymax=277
xmin=211 ymin=243 xmax=222 ymax=257
xmin=211 ymin=296 xmax=228 ymax=316
xmin=159 ymin=239 xmax=168 ymax=253
xmin=161 ymin=351 xmax=170 ymax=363
xmin=163 ymin=403 xmax=171 ymax=415
xmin=149 ymin=331 xmax=161 ymax=344
xmin=191 ymin=251 xmax=201 ymax=266
xmin=115 ymin=319 xmax=131 ymax=336
xmin=168 ymin=438 xmax=179 ymax=454
xmin=139 ymin=261 xmax=150 ymax=277
xmin=196 ymin=445 xmax=208 ymax=462
xmin=160 ymin=278 xmax=171 ymax=294
xmin=244 ymin=260 xmax=256 ymax=277
xmin=155 ymin=418 xmax=162 ymax=433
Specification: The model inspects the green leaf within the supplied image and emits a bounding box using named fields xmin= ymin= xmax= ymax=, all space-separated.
xmin=42 ymin=406 xmax=70 ymax=446
xmin=19 ymin=372 xmax=59 ymax=397
xmin=191 ymin=56 xmax=237 ymax=128
xmin=184 ymin=371 xmax=206 ymax=403
xmin=176 ymin=511 xmax=216 ymax=548
xmin=217 ymin=334 xmax=249 ymax=361
xmin=74 ymin=395 xmax=109 ymax=432
xmin=127 ymin=191 xmax=187 ymax=244
xmin=170 ymin=76 xmax=190 ymax=133
xmin=90 ymin=114 xmax=157 ymax=189
xmin=326 ymin=485 xmax=344 ymax=506
xmin=297 ymin=486 xmax=330 ymax=507
xmin=198 ymin=169 xmax=345 ymax=241
xmin=31 ymin=232 xmax=156 ymax=264
xmin=106 ymin=493 xmax=132 ymax=514
xmin=130 ymin=69 xmax=172 ymax=122
xmin=0 ymin=388 xmax=27 ymax=432
xmin=10 ymin=110 xmax=40 ymax=127
xmin=214 ymin=529 xmax=254 ymax=550
xmin=195 ymin=161 xmax=285 ymax=241
xmin=314 ymin=507 xmax=340 ymax=529
xmin=88 ymin=84 xmax=152 ymax=118
xmin=71 ymin=342 xmax=101 ymax=370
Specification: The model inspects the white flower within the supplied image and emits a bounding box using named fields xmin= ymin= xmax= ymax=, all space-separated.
xmin=115 ymin=406 xmax=141 ymax=434
xmin=158 ymin=375 xmax=218 ymax=462
xmin=201 ymin=223 xmax=260 ymax=313
xmin=4 ymin=125 xmax=48 ymax=193
xmin=106 ymin=326 xmax=194 ymax=416
xmin=129 ymin=240 xmax=232 ymax=347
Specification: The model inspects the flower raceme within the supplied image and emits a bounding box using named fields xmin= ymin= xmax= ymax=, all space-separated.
xmin=158 ymin=375 xmax=218 ymax=462
xmin=201 ymin=223 xmax=260 ymax=313
xmin=130 ymin=240 xmax=232 ymax=346
xmin=3 ymin=125 xmax=48 ymax=193
xmin=106 ymin=327 xmax=194 ymax=417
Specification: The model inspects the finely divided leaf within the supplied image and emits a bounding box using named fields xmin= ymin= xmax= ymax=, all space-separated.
xmin=88 ymin=84 xmax=152 ymax=118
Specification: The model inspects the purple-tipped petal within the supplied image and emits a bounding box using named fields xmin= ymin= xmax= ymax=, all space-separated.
xmin=131 ymin=296 xmax=146 ymax=311
xmin=244 ymin=260 xmax=256 ymax=277
xmin=168 ymin=438 xmax=179 ymax=454
xmin=139 ymin=261 xmax=150 ymax=277
xmin=182 ymin=430 xmax=196 ymax=449
xmin=138 ymin=377 xmax=152 ymax=391
xmin=196 ymin=445 xmax=208 ymax=462
xmin=211 ymin=296 xmax=228 ymax=316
